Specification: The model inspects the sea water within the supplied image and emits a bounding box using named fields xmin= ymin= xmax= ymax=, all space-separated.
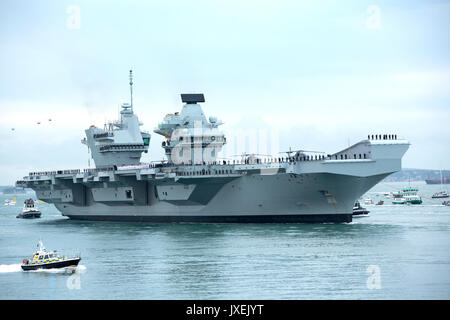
xmin=0 ymin=181 xmax=449 ymax=299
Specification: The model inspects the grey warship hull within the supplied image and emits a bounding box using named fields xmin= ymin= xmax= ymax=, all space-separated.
xmin=17 ymin=139 xmax=409 ymax=223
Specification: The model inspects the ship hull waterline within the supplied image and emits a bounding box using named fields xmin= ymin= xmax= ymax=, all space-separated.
xmin=63 ymin=213 xmax=353 ymax=223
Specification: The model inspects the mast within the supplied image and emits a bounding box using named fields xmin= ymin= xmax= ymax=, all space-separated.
xmin=129 ymin=69 xmax=133 ymax=111
xmin=38 ymin=238 xmax=45 ymax=252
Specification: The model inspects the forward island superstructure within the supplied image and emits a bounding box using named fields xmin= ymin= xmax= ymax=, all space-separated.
xmin=81 ymin=71 xmax=151 ymax=168
xmin=16 ymin=71 xmax=410 ymax=223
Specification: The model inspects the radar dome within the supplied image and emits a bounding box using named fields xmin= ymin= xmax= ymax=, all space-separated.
xmin=209 ymin=116 xmax=217 ymax=123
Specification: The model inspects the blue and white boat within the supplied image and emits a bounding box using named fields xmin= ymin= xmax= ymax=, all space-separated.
xmin=21 ymin=240 xmax=81 ymax=271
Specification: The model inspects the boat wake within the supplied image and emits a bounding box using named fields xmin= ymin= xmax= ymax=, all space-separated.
xmin=0 ymin=264 xmax=22 ymax=273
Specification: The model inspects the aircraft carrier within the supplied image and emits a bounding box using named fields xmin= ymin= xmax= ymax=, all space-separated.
xmin=16 ymin=71 xmax=410 ymax=223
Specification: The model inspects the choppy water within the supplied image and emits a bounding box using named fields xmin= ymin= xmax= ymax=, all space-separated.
xmin=1 ymin=181 xmax=449 ymax=299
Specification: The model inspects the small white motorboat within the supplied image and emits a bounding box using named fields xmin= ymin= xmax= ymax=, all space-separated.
xmin=16 ymin=198 xmax=41 ymax=219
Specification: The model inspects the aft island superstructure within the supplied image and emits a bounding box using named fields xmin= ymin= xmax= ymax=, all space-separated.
xmin=16 ymin=71 xmax=410 ymax=223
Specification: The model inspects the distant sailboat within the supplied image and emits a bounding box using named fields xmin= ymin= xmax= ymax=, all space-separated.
xmin=432 ymin=170 xmax=449 ymax=199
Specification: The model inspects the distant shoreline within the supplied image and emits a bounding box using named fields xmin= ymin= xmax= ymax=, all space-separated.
xmin=383 ymin=168 xmax=450 ymax=182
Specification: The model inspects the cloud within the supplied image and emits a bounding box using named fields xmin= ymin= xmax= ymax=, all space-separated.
xmin=1 ymin=0 xmax=449 ymax=184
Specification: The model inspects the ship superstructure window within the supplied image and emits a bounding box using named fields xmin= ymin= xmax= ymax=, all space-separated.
xmin=126 ymin=190 xmax=132 ymax=199
xmin=143 ymin=137 xmax=150 ymax=146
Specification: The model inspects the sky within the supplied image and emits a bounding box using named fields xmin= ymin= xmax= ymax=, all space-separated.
xmin=0 ymin=0 xmax=449 ymax=184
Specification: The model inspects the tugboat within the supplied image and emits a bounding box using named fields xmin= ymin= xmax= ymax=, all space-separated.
xmin=16 ymin=199 xmax=41 ymax=219
xmin=21 ymin=240 xmax=81 ymax=271
xmin=352 ymin=201 xmax=369 ymax=217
